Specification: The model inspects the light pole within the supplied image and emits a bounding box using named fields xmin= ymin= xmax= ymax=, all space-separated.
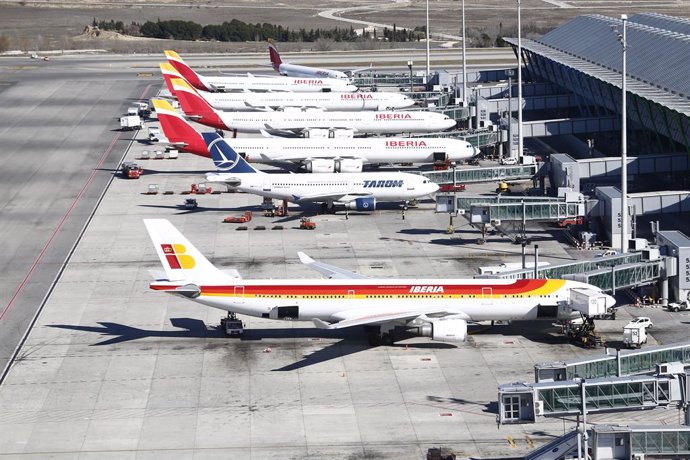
xmin=612 ymin=15 xmax=629 ymax=253
xmin=505 ymin=69 xmax=514 ymax=159
xmin=621 ymin=14 xmax=628 ymax=253
xmin=426 ymin=0 xmax=431 ymax=76
xmin=461 ymin=0 xmax=467 ymax=105
xmin=407 ymin=60 xmax=414 ymax=93
xmin=517 ymin=0 xmax=523 ymax=161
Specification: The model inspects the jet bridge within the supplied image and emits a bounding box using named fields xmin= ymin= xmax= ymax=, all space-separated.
xmin=423 ymin=163 xmax=537 ymax=185
xmin=412 ymin=128 xmax=502 ymax=148
xmin=477 ymin=252 xmax=674 ymax=295
xmin=535 ymin=342 xmax=690 ymax=382
xmin=498 ymin=373 xmax=681 ymax=425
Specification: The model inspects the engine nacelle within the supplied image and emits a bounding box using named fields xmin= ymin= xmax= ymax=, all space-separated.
xmin=335 ymin=158 xmax=363 ymax=173
xmin=345 ymin=197 xmax=376 ymax=211
xmin=415 ymin=318 xmax=467 ymax=342
xmin=304 ymin=159 xmax=335 ymax=173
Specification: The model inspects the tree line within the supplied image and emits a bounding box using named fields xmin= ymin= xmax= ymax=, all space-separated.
xmin=90 ymin=18 xmax=425 ymax=43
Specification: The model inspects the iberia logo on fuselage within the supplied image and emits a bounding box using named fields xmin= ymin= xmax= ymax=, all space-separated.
xmin=375 ymin=113 xmax=412 ymax=120
xmin=386 ymin=140 xmax=427 ymax=147
xmin=161 ymin=244 xmax=195 ymax=269
xmin=410 ymin=286 xmax=444 ymax=293
xmin=341 ymin=93 xmax=373 ymax=100
xmin=294 ymin=79 xmax=324 ymax=85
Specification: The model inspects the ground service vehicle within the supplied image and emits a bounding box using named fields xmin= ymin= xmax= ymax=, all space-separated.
xmin=668 ymin=300 xmax=689 ymax=312
xmin=623 ymin=324 xmax=647 ymax=348
xmin=120 ymin=115 xmax=143 ymax=131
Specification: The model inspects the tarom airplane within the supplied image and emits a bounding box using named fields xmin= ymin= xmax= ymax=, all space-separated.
xmin=152 ymin=98 xmax=478 ymax=172
xmin=171 ymin=77 xmax=457 ymax=135
xmin=164 ymin=50 xmax=357 ymax=93
xmin=202 ymin=132 xmax=440 ymax=212
xmin=160 ymin=63 xmax=412 ymax=111
xmin=144 ymin=219 xmax=616 ymax=345
xmin=268 ymin=39 xmax=371 ymax=79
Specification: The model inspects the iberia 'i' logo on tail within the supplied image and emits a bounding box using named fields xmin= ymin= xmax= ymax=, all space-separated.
xmin=161 ymin=244 xmax=195 ymax=269
xmin=267 ymin=39 xmax=282 ymax=71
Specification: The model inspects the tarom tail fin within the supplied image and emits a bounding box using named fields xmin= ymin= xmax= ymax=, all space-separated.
xmin=151 ymin=99 xmax=209 ymax=158
xmin=202 ymin=132 xmax=261 ymax=174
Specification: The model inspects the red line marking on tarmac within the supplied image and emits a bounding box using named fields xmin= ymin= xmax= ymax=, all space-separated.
xmin=0 ymin=85 xmax=152 ymax=322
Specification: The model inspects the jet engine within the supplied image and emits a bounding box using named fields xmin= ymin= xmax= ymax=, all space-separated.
xmin=345 ymin=197 xmax=376 ymax=211
xmin=304 ymin=159 xmax=335 ymax=173
xmin=414 ymin=318 xmax=467 ymax=342
xmin=335 ymin=158 xmax=363 ymax=173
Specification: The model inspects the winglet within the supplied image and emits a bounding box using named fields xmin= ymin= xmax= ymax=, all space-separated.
xmin=151 ymin=99 xmax=209 ymax=158
xmin=312 ymin=318 xmax=333 ymax=330
xmin=297 ymin=251 xmax=314 ymax=265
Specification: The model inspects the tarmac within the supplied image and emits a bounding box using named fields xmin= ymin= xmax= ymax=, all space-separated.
xmin=0 ymin=52 xmax=688 ymax=459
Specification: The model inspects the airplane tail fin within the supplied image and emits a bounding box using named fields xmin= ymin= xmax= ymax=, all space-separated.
xmin=144 ymin=219 xmax=233 ymax=285
xmin=171 ymin=77 xmax=228 ymax=131
xmin=159 ymin=62 xmax=183 ymax=96
xmin=202 ymin=132 xmax=261 ymax=174
xmin=151 ymin=99 xmax=209 ymax=158
xmin=164 ymin=50 xmax=211 ymax=91
xmin=267 ymin=39 xmax=282 ymax=71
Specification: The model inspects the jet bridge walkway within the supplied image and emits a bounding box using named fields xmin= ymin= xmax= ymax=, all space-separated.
xmin=535 ymin=342 xmax=690 ymax=382
xmin=423 ymin=163 xmax=537 ymax=184
xmin=477 ymin=252 xmax=670 ymax=294
xmin=498 ymin=373 xmax=680 ymax=424
xmin=411 ymin=128 xmax=501 ymax=148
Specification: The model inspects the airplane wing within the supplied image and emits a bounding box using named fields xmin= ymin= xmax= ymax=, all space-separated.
xmin=312 ymin=308 xmax=466 ymax=330
xmin=263 ymin=124 xmax=302 ymax=138
xmin=297 ymin=252 xmax=368 ymax=279
xmin=244 ymin=102 xmax=274 ymax=112
xmin=291 ymin=191 xmax=372 ymax=203
xmin=348 ymin=64 xmax=374 ymax=75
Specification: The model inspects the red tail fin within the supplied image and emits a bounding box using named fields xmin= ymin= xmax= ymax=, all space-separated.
xmin=170 ymin=78 xmax=229 ymax=131
xmin=151 ymin=99 xmax=209 ymax=158
xmin=267 ymin=39 xmax=282 ymax=72
xmin=164 ymin=50 xmax=210 ymax=92
xmin=159 ymin=62 xmax=182 ymax=96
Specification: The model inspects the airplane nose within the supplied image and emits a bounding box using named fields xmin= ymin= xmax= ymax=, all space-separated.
xmin=606 ymin=294 xmax=617 ymax=308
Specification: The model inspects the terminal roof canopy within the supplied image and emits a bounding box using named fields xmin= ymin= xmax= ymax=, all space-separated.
xmin=505 ymin=13 xmax=690 ymax=116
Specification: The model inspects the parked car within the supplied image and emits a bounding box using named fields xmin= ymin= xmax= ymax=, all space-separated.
xmin=625 ymin=317 xmax=654 ymax=329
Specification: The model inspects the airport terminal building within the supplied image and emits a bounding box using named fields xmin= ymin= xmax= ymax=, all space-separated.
xmin=505 ymin=13 xmax=690 ymax=159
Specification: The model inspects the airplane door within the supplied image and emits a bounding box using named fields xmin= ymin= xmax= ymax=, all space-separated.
xmin=481 ymin=287 xmax=493 ymax=305
xmin=234 ymin=286 xmax=245 ymax=304
xmin=348 ymin=289 xmax=355 ymax=300
xmin=263 ymin=177 xmax=272 ymax=192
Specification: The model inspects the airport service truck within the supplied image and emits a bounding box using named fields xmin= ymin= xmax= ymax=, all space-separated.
xmin=623 ymin=324 xmax=647 ymax=349
xmin=120 ymin=115 xmax=143 ymax=131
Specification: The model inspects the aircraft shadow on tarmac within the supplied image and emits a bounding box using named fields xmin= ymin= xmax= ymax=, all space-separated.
xmin=47 ymin=318 xmax=454 ymax=371
xmin=426 ymin=395 xmax=498 ymax=416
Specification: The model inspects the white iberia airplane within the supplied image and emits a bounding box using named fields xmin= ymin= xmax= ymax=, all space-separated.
xmin=152 ymin=98 xmax=478 ymax=172
xmin=164 ymin=50 xmax=357 ymax=93
xmin=144 ymin=219 xmax=616 ymax=345
xmin=268 ymin=39 xmax=371 ymax=79
xmin=160 ymin=63 xmax=412 ymax=111
xmin=202 ymin=132 xmax=439 ymax=211
xmin=171 ymin=77 xmax=456 ymax=135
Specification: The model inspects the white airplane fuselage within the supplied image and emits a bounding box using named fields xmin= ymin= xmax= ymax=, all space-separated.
xmin=217 ymin=111 xmax=456 ymax=134
xmin=200 ymin=75 xmax=356 ymax=93
xmin=277 ymin=63 xmax=348 ymax=79
xmin=203 ymin=91 xmax=414 ymax=111
xmin=229 ymin=137 xmax=477 ymax=163
xmin=151 ymin=278 xmax=613 ymax=323
xmin=207 ymin=171 xmax=438 ymax=203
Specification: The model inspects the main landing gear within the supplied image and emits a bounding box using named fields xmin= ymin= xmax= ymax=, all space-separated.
xmin=364 ymin=325 xmax=395 ymax=346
